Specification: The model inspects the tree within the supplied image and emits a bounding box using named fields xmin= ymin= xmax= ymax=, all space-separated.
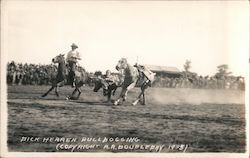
xmin=182 ymin=60 xmax=193 ymax=78
xmin=215 ymin=64 xmax=232 ymax=79
xmin=184 ymin=60 xmax=191 ymax=72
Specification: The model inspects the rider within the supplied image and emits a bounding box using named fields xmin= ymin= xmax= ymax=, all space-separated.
xmin=134 ymin=63 xmax=155 ymax=87
xmin=101 ymin=70 xmax=115 ymax=89
xmin=104 ymin=70 xmax=115 ymax=83
xmin=66 ymin=43 xmax=81 ymax=87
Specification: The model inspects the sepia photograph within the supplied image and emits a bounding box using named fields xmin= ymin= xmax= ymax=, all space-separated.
xmin=1 ymin=0 xmax=249 ymax=158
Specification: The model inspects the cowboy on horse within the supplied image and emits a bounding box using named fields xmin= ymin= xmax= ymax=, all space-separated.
xmin=66 ymin=43 xmax=81 ymax=87
xmin=42 ymin=53 xmax=90 ymax=99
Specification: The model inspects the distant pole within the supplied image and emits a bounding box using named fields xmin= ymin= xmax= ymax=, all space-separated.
xmin=136 ymin=56 xmax=139 ymax=65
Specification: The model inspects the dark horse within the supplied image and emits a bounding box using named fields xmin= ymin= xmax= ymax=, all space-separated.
xmin=42 ymin=54 xmax=89 ymax=100
xmin=93 ymin=74 xmax=123 ymax=102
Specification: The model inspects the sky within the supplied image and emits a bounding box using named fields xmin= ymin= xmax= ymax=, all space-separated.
xmin=1 ymin=0 xmax=249 ymax=76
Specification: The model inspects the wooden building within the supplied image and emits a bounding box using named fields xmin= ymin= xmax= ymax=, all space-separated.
xmin=144 ymin=64 xmax=181 ymax=78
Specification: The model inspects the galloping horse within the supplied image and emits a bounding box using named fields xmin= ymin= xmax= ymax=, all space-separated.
xmin=93 ymin=74 xmax=124 ymax=102
xmin=41 ymin=54 xmax=89 ymax=100
xmin=114 ymin=58 xmax=155 ymax=105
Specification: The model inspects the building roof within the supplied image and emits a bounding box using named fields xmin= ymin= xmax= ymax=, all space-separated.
xmin=144 ymin=64 xmax=181 ymax=74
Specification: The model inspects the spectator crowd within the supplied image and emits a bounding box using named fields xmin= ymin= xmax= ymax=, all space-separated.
xmin=152 ymin=75 xmax=245 ymax=90
xmin=7 ymin=61 xmax=58 ymax=85
xmin=7 ymin=61 xmax=245 ymax=90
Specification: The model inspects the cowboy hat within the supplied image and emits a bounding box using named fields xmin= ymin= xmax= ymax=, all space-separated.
xmin=71 ymin=43 xmax=78 ymax=48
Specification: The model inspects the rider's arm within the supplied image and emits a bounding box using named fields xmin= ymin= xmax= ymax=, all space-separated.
xmin=76 ymin=52 xmax=81 ymax=60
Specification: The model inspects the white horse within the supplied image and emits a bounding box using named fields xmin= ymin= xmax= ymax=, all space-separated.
xmin=114 ymin=58 xmax=155 ymax=105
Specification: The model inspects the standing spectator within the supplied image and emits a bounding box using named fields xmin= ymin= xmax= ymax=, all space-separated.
xmin=7 ymin=61 xmax=17 ymax=85
xmin=16 ymin=64 xmax=24 ymax=85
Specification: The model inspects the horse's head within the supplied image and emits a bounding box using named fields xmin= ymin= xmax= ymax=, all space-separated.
xmin=116 ymin=58 xmax=128 ymax=71
xmin=52 ymin=54 xmax=65 ymax=64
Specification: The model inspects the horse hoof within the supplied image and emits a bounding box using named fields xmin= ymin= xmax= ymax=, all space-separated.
xmin=132 ymin=99 xmax=139 ymax=106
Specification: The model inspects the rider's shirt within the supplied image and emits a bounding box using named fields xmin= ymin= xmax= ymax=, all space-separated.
xmin=66 ymin=50 xmax=81 ymax=63
xmin=104 ymin=74 xmax=115 ymax=83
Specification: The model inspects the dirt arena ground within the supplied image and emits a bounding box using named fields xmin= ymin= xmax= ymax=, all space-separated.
xmin=6 ymin=85 xmax=246 ymax=152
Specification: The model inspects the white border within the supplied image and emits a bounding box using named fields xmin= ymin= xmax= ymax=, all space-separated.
xmin=1 ymin=0 xmax=249 ymax=158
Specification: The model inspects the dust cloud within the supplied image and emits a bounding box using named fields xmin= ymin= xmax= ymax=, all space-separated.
xmin=148 ymin=88 xmax=245 ymax=105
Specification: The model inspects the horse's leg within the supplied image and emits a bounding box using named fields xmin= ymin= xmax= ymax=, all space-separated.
xmin=141 ymin=82 xmax=149 ymax=105
xmin=75 ymin=81 xmax=84 ymax=100
xmin=132 ymin=81 xmax=148 ymax=105
xmin=132 ymin=91 xmax=142 ymax=106
xmin=55 ymin=86 xmax=59 ymax=97
xmin=76 ymin=87 xmax=82 ymax=100
xmin=114 ymin=81 xmax=136 ymax=105
xmin=68 ymin=88 xmax=77 ymax=99
xmin=107 ymin=89 xmax=112 ymax=102
xmin=141 ymin=89 xmax=146 ymax=105
xmin=42 ymin=86 xmax=55 ymax=97
xmin=67 ymin=81 xmax=83 ymax=100
xmin=123 ymin=90 xmax=128 ymax=101
xmin=114 ymin=98 xmax=121 ymax=105
xmin=114 ymin=87 xmax=126 ymax=105
xmin=66 ymin=87 xmax=77 ymax=100
xmin=55 ymin=81 xmax=64 ymax=97
xmin=123 ymin=82 xmax=136 ymax=101
xmin=112 ymin=86 xmax=117 ymax=96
